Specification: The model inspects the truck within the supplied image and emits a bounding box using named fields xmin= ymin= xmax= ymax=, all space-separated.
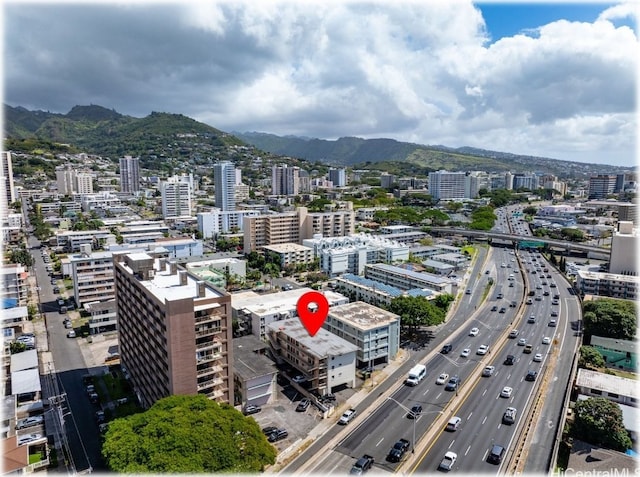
xmin=405 ymin=364 xmax=427 ymax=386
xmin=439 ymin=451 xmax=457 ymax=471
xmin=338 ymin=408 xmax=357 ymax=425
xmin=349 ymin=455 xmax=374 ymax=475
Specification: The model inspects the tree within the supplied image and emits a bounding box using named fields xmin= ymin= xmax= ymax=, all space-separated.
xmin=102 ymin=395 xmax=277 ymax=473
xmin=523 ymin=206 xmax=538 ymax=216
xmin=387 ymin=295 xmax=446 ymax=333
xmin=582 ymin=298 xmax=637 ymax=341
xmin=578 ymin=346 xmax=605 ymax=369
xmin=572 ymin=397 xmax=632 ymax=452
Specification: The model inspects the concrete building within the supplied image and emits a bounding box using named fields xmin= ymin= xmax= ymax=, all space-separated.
xmin=233 ymin=335 xmax=278 ymax=407
xmin=75 ymin=172 xmax=94 ymax=195
xmin=113 ymin=253 xmax=233 ymax=408
xmin=69 ymin=246 xmax=116 ymax=307
xmin=197 ymin=209 xmax=260 ymax=237
xmin=575 ymin=270 xmax=639 ymax=300
xmin=214 ymin=161 xmax=236 ymax=211
xmin=84 ymin=300 xmax=118 ymax=334
xmin=575 ymin=368 xmax=638 ymax=408
xmin=323 ymin=301 xmax=400 ymax=368
xmin=1 ymin=151 xmax=16 ymax=220
xmin=355 ymin=207 xmax=389 ymax=221
xmin=262 ymin=243 xmax=314 ymax=268
xmin=328 ymin=168 xmax=347 ymax=187
xmin=119 ymin=155 xmax=140 ymax=194
xmin=232 ymin=288 xmax=349 ymax=340
xmin=618 ymin=203 xmax=638 ymax=225
xmin=512 ymin=173 xmax=539 ymax=191
xmin=271 ymin=164 xmax=300 ymax=196
xmin=428 ymin=171 xmax=467 ymax=200
xmin=609 ymin=221 xmax=638 ymax=275
xmin=364 ymin=263 xmax=454 ymax=294
xmin=334 ymin=274 xmax=437 ymax=308
xmin=55 ymin=229 xmax=117 ymax=252
xmin=588 ymin=174 xmax=617 ymax=199
xmin=267 ymin=318 xmax=358 ymax=394
xmin=161 ymin=178 xmax=192 ymax=219
xmin=0 ymin=264 xmax=28 ymax=307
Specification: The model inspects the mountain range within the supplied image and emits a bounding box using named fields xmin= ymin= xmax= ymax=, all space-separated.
xmin=3 ymin=103 xmax=627 ymax=177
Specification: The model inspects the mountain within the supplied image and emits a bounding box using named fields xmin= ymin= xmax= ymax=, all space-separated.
xmin=3 ymin=104 xmax=243 ymax=159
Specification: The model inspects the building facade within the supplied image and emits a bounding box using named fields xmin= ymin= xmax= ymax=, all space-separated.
xmin=214 ymin=161 xmax=236 ymax=211
xmin=113 ymin=253 xmax=233 ymax=408
xmin=271 ymin=164 xmax=300 ymax=196
xmin=161 ymin=179 xmax=192 ymax=219
xmin=588 ymin=174 xmax=617 ymax=199
xmin=428 ymin=170 xmax=467 ymax=200
xmin=0 ymin=151 xmax=16 ymax=219
xmin=119 ymin=155 xmax=141 ymax=194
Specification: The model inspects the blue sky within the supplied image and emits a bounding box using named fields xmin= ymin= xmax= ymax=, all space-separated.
xmin=478 ymin=2 xmax=636 ymax=42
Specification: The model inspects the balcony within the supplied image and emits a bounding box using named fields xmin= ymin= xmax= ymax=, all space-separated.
xmin=196 ymin=352 xmax=222 ymax=364
xmin=197 ymin=376 xmax=224 ymax=391
xmin=195 ymin=326 xmax=221 ymax=338
xmin=197 ymin=364 xmax=223 ymax=377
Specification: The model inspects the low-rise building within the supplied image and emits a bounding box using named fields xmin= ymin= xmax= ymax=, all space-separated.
xmin=590 ymin=336 xmax=637 ymax=373
xmin=364 ymin=263 xmax=454 ymax=294
xmin=334 ymin=274 xmax=436 ymax=308
xmin=575 ymin=270 xmax=639 ymax=300
xmin=84 ymin=300 xmax=118 ymax=334
xmin=575 ymin=368 xmax=638 ymax=408
xmin=267 ymin=318 xmax=358 ymax=395
xmin=262 ymin=243 xmax=314 ymax=268
xmin=233 ymin=335 xmax=278 ymax=407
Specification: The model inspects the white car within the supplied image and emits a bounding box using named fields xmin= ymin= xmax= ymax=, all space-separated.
xmin=482 ymin=365 xmax=495 ymax=377
xmin=476 ymin=345 xmax=489 ymax=355
xmin=542 ymin=336 xmax=551 ymax=345
xmin=469 ymin=327 xmax=479 ymax=337
xmin=518 ymin=338 xmax=527 ymax=346
xmin=17 ymin=433 xmax=43 ymax=446
xmin=15 ymin=416 xmax=44 ymax=430
xmin=436 ymin=373 xmax=449 ymax=385
xmin=533 ymin=353 xmax=543 ymax=362
xmin=460 ymin=348 xmax=470 ymax=358
xmin=500 ymin=386 xmax=513 ymax=398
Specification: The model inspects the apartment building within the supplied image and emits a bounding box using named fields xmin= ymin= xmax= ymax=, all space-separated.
xmin=588 ymin=174 xmax=618 ymax=199
xmin=84 ymin=300 xmax=118 ymax=334
xmin=213 ymin=161 xmax=237 ymax=211
xmin=161 ymin=179 xmax=192 ymax=219
xmin=364 ymin=263 xmax=454 ymax=294
xmin=0 ymin=264 xmax=28 ymax=307
xmin=119 ymin=155 xmax=140 ymax=194
xmin=267 ymin=318 xmax=358 ymax=395
xmin=1 ymin=151 xmax=16 ymax=220
xmin=428 ymin=170 xmax=467 ymax=200
xmin=271 ymin=164 xmax=300 ymax=196
xmin=575 ymin=270 xmax=638 ymax=300
xmin=609 ymin=221 xmax=638 ymax=275
xmin=262 ymin=243 xmax=314 ymax=268
xmin=197 ymin=209 xmax=260 ymax=237
xmin=54 ymin=229 xmax=117 ymax=252
xmin=233 ymin=335 xmax=278 ymax=407
xmin=323 ymin=301 xmax=400 ymax=368
xmin=302 ymin=206 xmax=356 ymax=239
xmin=113 ymin=253 xmax=233 ymax=408
xmin=69 ymin=246 xmax=116 ymax=307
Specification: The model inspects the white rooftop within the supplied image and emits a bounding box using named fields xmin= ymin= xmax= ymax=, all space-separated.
xmin=263 ymin=243 xmax=313 ymax=253
xmin=267 ymin=318 xmax=358 ymax=358
xmin=328 ymin=301 xmax=400 ymax=330
xmin=232 ymin=288 xmax=347 ymax=317
xmin=576 ymin=368 xmax=639 ymax=399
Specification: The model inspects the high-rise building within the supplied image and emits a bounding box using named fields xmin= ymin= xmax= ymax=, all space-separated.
xmin=271 ymin=164 xmax=300 ymax=196
xmin=113 ymin=252 xmax=233 ymax=408
xmin=609 ymin=221 xmax=639 ymax=275
xmin=119 ymin=155 xmax=141 ymax=194
xmin=428 ymin=170 xmax=467 ymax=200
xmin=1 ymin=151 xmax=16 ymax=219
xmin=329 ymin=168 xmax=347 ymax=187
xmin=214 ymin=161 xmax=236 ymax=211
xmin=588 ymin=174 xmax=617 ymax=199
xmin=56 ymin=166 xmax=75 ymax=196
xmin=161 ymin=179 xmax=192 ymax=218
xmin=512 ymin=173 xmax=539 ymax=191
xmin=75 ymin=172 xmax=94 ymax=194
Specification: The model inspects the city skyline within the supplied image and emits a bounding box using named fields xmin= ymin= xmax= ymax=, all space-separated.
xmin=3 ymin=1 xmax=638 ymax=167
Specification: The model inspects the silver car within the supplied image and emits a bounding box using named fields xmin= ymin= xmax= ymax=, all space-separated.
xmin=15 ymin=416 xmax=44 ymax=430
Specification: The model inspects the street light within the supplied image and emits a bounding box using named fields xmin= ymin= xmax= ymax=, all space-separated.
xmin=386 ymin=397 xmax=418 ymax=454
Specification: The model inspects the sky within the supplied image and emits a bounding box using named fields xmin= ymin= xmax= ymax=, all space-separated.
xmin=2 ymin=1 xmax=638 ymax=167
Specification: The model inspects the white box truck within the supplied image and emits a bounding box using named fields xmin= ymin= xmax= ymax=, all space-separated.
xmin=405 ymin=364 xmax=427 ymax=386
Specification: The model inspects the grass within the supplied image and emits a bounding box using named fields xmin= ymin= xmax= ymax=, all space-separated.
xmin=29 ymin=451 xmax=45 ymax=464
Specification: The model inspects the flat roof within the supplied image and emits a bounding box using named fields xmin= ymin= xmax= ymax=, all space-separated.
xmin=421 ymin=259 xmax=455 ymax=270
xmin=10 ymin=349 xmax=38 ymax=372
xmin=232 ymin=288 xmax=347 ymax=317
xmin=367 ymin=263 xmax=452 ymax=284
xmin=263 ymin=243 xmax=313 ymax=253
xmin=576 ymin=368 xmax=639 ymax=399
xmin=233 ymin=336 xmax=277 ymax=380
xmin=577 ymin=270 xmax=640 ymax=283
xmin=267 ymin=318 xmax=358 ymax=358
xmin=328 ymin=301 xmax=399 ymax=330
xmin=590 ymin=336 xmax=637 ymax=354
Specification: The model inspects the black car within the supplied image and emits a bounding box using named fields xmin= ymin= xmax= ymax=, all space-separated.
xmin=441 ymin=343 xmax=453 ymax=354
xmin=296 ymin=398 xmax=311 ymax=412
xmin=267 ymin=428 xmax=288 ymax=442
xmin=386 ymin=438 xmax=410 ymax=462
xmin=262 ymin=426 xmax=278 ymax=435
xmin=242 ymin=404 xmax=262 ymax=415
xmin=487 ymin=444 xmax=506 ymax=464
xmin=504 ymin=355 xmax=515 ymax=365
xmin=525 ymin=370 xmax=538 ymax=381
xmin=491 ymin=305 xmax=498 ymax=311
xmin=407 ymin=405 xmax=422 ymax=419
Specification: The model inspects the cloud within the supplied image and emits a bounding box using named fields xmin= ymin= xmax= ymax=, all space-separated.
xmin=3 ymin=1 xmax=637 ymax=166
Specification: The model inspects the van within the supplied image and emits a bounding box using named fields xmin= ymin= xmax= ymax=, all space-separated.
xmin=406 ymin=364 xmax=427 ymax=386
xmin=487 ymin=444 xmax=506 ymax=464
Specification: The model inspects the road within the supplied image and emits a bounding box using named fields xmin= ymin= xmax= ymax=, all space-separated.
xmin=28 ymin=236 xmax=106 ymax=472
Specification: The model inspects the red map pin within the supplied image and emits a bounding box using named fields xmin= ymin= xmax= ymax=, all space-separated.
xmin=296 ymin=291 xmax=330 ymax=337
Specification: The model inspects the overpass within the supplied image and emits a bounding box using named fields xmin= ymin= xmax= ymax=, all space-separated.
xmin=427 ymin=227 xmax=611 ymax=257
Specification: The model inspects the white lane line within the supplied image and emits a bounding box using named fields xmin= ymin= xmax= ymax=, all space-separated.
xmin=448 ymin=440 xmax=455 ymax=449
xmin=466 ymin=445 xmax=472 ymax=456
xmin=376 ymin=437 xmax=384 ymax=447
xmin=467 ymin=412 xmax=473 ymax=420
xmin=482 ymin=416 xmax=487 ymax=425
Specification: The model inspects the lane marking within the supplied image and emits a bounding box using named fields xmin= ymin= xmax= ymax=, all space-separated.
xmin=376 ymin=437 xmax=384 ymax=447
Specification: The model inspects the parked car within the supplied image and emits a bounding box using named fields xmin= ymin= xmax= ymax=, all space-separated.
xmin=95 ymin=410 xmax=105 ymax=423
xmin=292 ymin=375 xmax=307 ymax=384
xmin=17 ymin=433 xmax=43 ymax=446
xmin=262 ymin=426 xmax=278 ymax=435
xmin=15 ymin=416 xmax=44 ymax=430
xmin=296 ymin=398 xmax=311 ymax=412
xmin=267 ymin=428 xmax=288 ymax=442
xmin=242 ymin=404 xmax=262 ymax=415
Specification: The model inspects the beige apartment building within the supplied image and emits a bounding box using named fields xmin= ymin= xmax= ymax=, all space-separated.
xmin=113 ymin=252 xmax=233 ymax=408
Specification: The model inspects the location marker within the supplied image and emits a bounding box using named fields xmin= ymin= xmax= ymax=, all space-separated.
xmin=296 ymin=291 xmax=330 ymax=337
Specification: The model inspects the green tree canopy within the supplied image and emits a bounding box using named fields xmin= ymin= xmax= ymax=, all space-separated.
xmin=583 ymin=298 xmax=637 ymax=341
xmin=387 ymin=295 xmax=446 ymax=332
xmin=102 ymin=395 xmax=277 ymax=473
xmin=468 ymin=206 xmax=497 ymax=230
xmin=572 ymin=397 xmax=632 ymax=452
xmin=578 ymin=346 xmax=605 ymax=369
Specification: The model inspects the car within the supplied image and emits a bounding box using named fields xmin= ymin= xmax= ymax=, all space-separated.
xmin=98 ymin=422 xmax=109 ymax=434
xmin=542 ymin=336 xmax=551 ymax=345
xmin=445 ymin=416 xmax=461 ymax=431
xmin=460 ymin=348 xmax=470 ymax=358
xmin=548 ymin=319 xmax=557 ymax=327
xmin=339 ymin=408 xmax=357 ymax=425
xmin=476 ymin=344 xmax=489 ymax=355
xmin=17 ymin=433 xmax=43 ymax=446
xmin=52 ymin=286 xmax=60 ymax=294
xmin=262 ymin=426 xmax=278 ymax=435
xmin=89 ymin=392 xmax=100 ymax=404
xmin=95 ymin=410 xmax=105 ymax=423
xmin=268 ymin=428 xmax=288 ymax=442
xmin=500 ymin=386 xmax=513 ymax=398
xmin=554 ymin=294 xmax=560 ymax=299
xmin=485 ymin=270 xmax=490 ymax=274
xmin=15 ymin=416 xmax=44 ymax=430
xmin=292 ymin=375 xmax=307 ymax=384
xmin=499 ymin=307 xmax=507 ymax=313
xmin=535 ymin=296 xmax=542 ymax=301
xmin=482 ymin=365 xmax=495 ymax=377
xmin=496 ymin=293 xmax=503 ymax=299
xmin=533 ymin=353 xmax=543 ymax=362
xmin=441 ymin=343 xmax=453 ymax=354
xmin=504 ymin=354 xmax=515 ymax=365
xmin=65 ymin=321 xmax=73 ymax=329
xmin=445 ymin=376 xmax=460 ymax=391
xmin=296 ymin=398 xmax=311 ymax=412
xmin=465 ymin=289 xmax=472 ymax=295
xmin=408 ymin=404 xmax=422 ymax=419
xmin=543 ymin=291 xmax=550 ymax=296
xmin=386 ymin=438 xmax=410 ymax=463
xmin=469 ymin=327 xmax=479 ymax=336
xmin=551 ymin=310 xmax=558 ymax=317
xmin=550 ymin=282 xmax=557 ymax=287
xmin=67 ymin=330 xmax=76 ymax=338
xmin=487 ymin=444 xmax=506 ymax=464
xmin=439 ymin=451 xmax=457 ymax=471
xmin=525 ymin=370 xmax=538 ymax=381
xmin=518 ymin=338 xmax=527 ymax=346
xmin=526 ymin=299 xmax=533 ymax=305
xmin=491 ymin=305 xmax=498 ymax=311
xmin=242 ymin=404 xmax=262 ymax=415
xmin=509 ymin=282 xmax=514 ymax=287
xmin=524 ymin=344 xmax=533 ymax=354
xmin=508 ymin=329 xmax=519 ymax=338
xmin=436 ymin=373 xmax=449 ymax=385
xmin=502 ymin=407 xmax=517 ymax=425
xmin=350 ymin=455 xmax=375 ymax=475
xmin=528 ymin=315 xmax=536 ymax=323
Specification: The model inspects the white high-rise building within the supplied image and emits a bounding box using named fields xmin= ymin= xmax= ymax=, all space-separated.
xmin=161 ymin=179 xmax=192 ymax=218
xmin=329 ymin=168 xmax=347 ymax=187
xmin=119 ymin=155 xmax=140 ymax=193
xmin=56 ymin=166 xmax=75 ymax=196
xmin=428 ymin=170 xmax=467 ymax=200
xmin=0 ymin=151 xmax=16 ymax=219
xmin=214 ymin=161 xmax=236 ymax=211
xmin=272 ymin=164 xmax=300 ymax=196
xmin=75 ymin=172 xmax=94 ymax=194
